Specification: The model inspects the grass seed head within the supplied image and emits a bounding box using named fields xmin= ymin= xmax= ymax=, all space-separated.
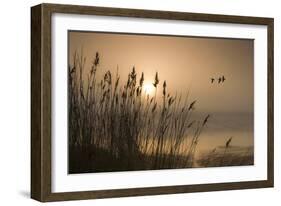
xmin=139 ymin=72 xmax=144 ymax=87
xmin=153 ymin=72 xmax=159 ymax=87
xmin=226 ymin=137 xmax=232 ymax=148
xmin=94 ymin=52 xmax=100 ymax=66
xmin=188 ymin=100 xmax=196 ymax=110
xmin=163 ymin=80 xmax=167 ymax=96
xmin=203 ymin=114 xmax=210 ymax=126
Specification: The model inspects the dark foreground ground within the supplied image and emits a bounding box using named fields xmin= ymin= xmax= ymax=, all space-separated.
xmin=68 ymin=145 xmax=253 ymax=174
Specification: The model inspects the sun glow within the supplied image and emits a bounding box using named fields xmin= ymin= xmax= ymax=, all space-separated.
xmin=143 ymin=83 xmax=155 ymax=96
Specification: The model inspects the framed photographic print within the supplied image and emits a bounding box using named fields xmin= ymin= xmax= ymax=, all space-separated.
xmin=31 ymin=3 xmax=274 ymax=202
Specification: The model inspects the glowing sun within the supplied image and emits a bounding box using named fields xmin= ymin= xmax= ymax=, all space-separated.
xmin=143 ymin=83 xmax=155 ymax=96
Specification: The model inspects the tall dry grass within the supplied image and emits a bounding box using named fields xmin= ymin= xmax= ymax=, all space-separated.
xmin=68 ymin=51 xmax=210 ymax=173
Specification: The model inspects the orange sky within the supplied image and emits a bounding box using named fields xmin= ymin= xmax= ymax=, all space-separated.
xmin=68 ymin=31 xmax=253 ymax=114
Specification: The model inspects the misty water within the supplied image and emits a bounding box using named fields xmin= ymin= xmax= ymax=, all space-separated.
xmin=193 ymin=112 xmax=253 ymax=159
xmin=141 ymin=112 xmax=254 ymax=163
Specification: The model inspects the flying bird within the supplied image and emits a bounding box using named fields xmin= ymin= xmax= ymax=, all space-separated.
xmin=210 ymin=75 xmax=226 ymax=84
xmin=222 ymin=75 xmax=226 ymax=83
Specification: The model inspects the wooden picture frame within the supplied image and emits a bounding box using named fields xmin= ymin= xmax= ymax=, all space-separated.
xmin=31 ymin=3 xmax=274 ymax=202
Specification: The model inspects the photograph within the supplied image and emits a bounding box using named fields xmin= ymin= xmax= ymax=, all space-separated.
xmin=67 ymin=31 xmax=254 ymax=174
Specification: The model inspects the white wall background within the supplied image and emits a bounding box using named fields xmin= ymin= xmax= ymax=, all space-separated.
xmin=0 ymin=0 xmax=279 ymax=205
